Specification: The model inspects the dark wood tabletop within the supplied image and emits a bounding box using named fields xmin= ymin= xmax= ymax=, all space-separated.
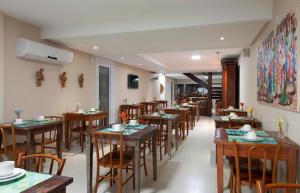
xmin=22 ymin=175 xmax=73 ymax=193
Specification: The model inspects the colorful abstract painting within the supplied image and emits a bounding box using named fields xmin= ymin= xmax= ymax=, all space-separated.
xmin=257 ymin=10 xmax=298 ymax=111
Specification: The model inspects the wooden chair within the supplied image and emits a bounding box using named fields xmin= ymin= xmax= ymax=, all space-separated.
xmin=16 ymin=153 xmax=66 ymax=175
xmin=256 ymin=181 xmax=300 ymax=193
xmin=229 ymin=141 xmax=281 ymax=193
xmin=164 ymin=108 xmax=183 ymax=139
xmin=65 ymin=113 xmax=87 ymax=152
xmin=119 ymin=105 xmax=133 ymax=120
xmin=93 ymin=131 xmax=135 ymax=193
xmin=34 ymin=116 xmax=62 ymax=155
xmin=141 ymin=102 xmax=156 ymax=114
xmin=0 ymin=124 xmax=25 ymax=160
xmin=140 ymin=116 xmax=167 ymax=160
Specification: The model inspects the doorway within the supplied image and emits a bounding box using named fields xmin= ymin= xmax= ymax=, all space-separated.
xmin=97 ymin=65 xmax=111 ymax=121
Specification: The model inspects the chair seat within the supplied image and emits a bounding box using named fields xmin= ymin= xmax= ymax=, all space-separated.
xmin=98 ymin=151 xmax=134 ymax=168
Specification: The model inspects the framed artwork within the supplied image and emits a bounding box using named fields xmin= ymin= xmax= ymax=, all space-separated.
xmin=257 ymin=10 xmax=298 ymax=111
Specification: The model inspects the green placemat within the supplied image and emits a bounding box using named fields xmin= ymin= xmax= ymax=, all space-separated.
xmin=125 ymin=124 xmax=147 ymax=130
xmin=226 ymin=129 xmax=269 ymax=137
xmin=14 ymin=120 xmax=55 ymax=128
xmin=0 ymin=171 xmax=52 ymax=193
xmin=99 ymin=128 xmax=138 ymax=136
xmin=228 ymin=135 xmax=277 ymax=144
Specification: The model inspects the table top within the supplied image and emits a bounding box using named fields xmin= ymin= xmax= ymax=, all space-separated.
xmin=0 ymin=171 xmax=73 ymax=193
xmin=219 ymin=108 xmax=246 ymax=112
xmin=98 ymin=125 xmax=157 ymax=140
xmin=214 ymin=128 xmax=299 ymax=148
xmin=142 ymin=113 xmax=179 ymax=120
xmin=1 ymin=119 xmax=62 ymax=130
xmin=66 ymin=110 xmax=107 ymax=116
xmin=213 ymin=116 xmax=261 ymax=123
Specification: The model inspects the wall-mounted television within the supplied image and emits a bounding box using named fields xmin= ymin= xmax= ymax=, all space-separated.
xmin=128 ymin=74 xmax=139 ymax=89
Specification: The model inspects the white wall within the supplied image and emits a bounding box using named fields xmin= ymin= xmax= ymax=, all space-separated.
xmin=239 ymin=0 xmax=300 ymax=181
xmin=165 ymin=77 xmax=174 ymax=106
xmin=2 ymin=15 xmax=158 ymax=124
xmin=110 ymin=61 xmax=158 ymax=122
xmin=0 ymin=11 xmax=3 ymax=122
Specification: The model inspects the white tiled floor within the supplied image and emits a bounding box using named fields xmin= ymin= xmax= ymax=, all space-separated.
xmin=62 ymin=117 xmax=254 ymax=193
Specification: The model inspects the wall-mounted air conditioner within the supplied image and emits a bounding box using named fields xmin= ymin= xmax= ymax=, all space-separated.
xmin=16 ymin=38 xmax=74 ymax=65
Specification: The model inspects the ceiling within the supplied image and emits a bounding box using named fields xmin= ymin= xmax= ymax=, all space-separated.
xmin=0 ymin=0 xmax=273 ymax=73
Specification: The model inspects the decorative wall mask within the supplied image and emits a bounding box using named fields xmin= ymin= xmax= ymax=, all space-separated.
xmin=36 ymin=68 xmax=45 ymax=87
xmin=59 ymin=72 xmax=67 ymax=88
xmin=160 ymin=83 xmax=164 ymax=94
xmin=78 ymin=73 xmax=84 ymax=88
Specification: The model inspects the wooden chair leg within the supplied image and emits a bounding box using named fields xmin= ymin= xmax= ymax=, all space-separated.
xmin=132 ymin=161 xmax=135 ymax=190
xmin=94 ymin=168 xmax=100 ymax=193
xmin=118 ymin=168 xmax=123 ymax=193
xmin=143 ymin=149 xmax=148 ymax=176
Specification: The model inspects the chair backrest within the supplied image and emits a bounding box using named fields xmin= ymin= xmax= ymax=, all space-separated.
xmin=164 ymin=108 xmax=179 ymax=115
xmin=232 ymin=141 xmax=281 ymax=193
xmin=16 ymin=153 xmax=66 ymax=175
xmin=256 ymin=181 xmax=300 ymax=193
xmin=44 ymin=116 xmax=63 ymax=141
xmin=93 ymin=131 xmax=124 ymax=168
xmin=65 ymin=113 xmax=84 ymax=130
xmin=141 ymin=102 xmax=156 ymax=114
xmin=119 ymin=105 xmax=133 ymax=119
xmin=229 ymin=119 xmax=255 ymax=129
xmin=0 ymin=124 xmax=16 ymax=159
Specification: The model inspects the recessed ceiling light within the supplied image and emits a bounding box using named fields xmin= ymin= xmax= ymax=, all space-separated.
xmin=93 ymin=46 xmax=99 ymax=50
xmin=220 ymin=37 xmax=225 ymax=40
xmin=191 ymin=55 xmax=201 ymax=60
xmin=121 ymin=57 xmax=124 ymax=60
xmin=138 ymin=63 xmax=142 ymax=66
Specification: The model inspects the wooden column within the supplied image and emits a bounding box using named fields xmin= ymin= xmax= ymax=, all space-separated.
xmin=207 ymin=73 xmax=212 ymax=117
xmin=221 ymin=58 xmax=239 ymax=108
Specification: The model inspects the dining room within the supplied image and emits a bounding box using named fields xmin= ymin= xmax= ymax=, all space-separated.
xmin=0 ymin=0 xmax=300 ymax=193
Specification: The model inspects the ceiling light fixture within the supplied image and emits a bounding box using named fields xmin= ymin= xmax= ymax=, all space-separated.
xmin=93 ymin=46 xmax=99 ymax=50
xmin=191 ymin=55 xmax=201 ymax=60
xmin=121 ymin=57 xmax=124 ymax=60
xmin=220 ymin=37 xmax=225 ymax=41
xmin=139 ymin=63 xmax=142 ymax=66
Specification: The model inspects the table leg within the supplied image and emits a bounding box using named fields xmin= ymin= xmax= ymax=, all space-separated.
xmin=86 ymin=134 xmax=93 ymax=193
xmin=216 ymin=144 xmax=223 ymax=193
xmin=287 ymin=150 xmax=297 ymax=193
xmin=134 ymin=141 xmax=141 ymax=193
xmin=186 ymin=113 xmax=189 ymax=135
xmin=57 ymin=124 xmax=63 ymax=158
xmin=175 ymin=121 xmax=178 ymax=151
xmin=152 ymin=133 xmax=157 ymax=181
xmin=26 ymin=131 xmax=34 ymax=170
xmin=167 ymin=119 xmax=172 ymax=160
xmin=196 ymin=106 xmax=199 ymax=121
xmin=65 ymin=120 xmax=69 ymax=150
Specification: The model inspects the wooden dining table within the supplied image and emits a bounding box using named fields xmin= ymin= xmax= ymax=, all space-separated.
xmin=1 ymin=119 xmax=63 ymax=170
xmin=214 ymin=128 xmax=299 ymax=193
xmin=85 ymin=125 xmax=158 ymax=193
xmin=142 ymin=113 xmax=179 ymax=159
xmin=0 ymin=171 xmax=73 ymax=193
xmin=64 ymin=111 xmax=108 ymax=150
xmin=213 ymin=116 xmax=262 ymax=129
xmin=217 ymin=108 xmax=248 ymax=117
